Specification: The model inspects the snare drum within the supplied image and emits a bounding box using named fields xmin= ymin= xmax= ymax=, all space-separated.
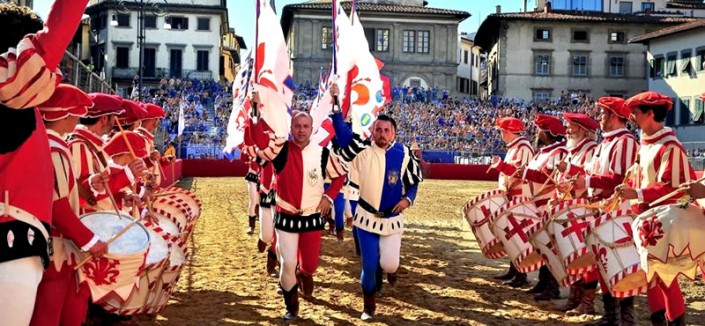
xmin=633 ymin=203 xmax=705 ymax=285
xmin=77 ymin=212 xmax=149 ymax=302
xmin=529 ymin=215 xmax=580 ymax=287
xmin=463 ymin=189 xmax=507 ymax=259
xmin=99 ymin=221 xmax=172 ymax=315
xmin=152 ymin=211 xmax=185 ymax=245
xmin=546 ymin=199 xmax=597 ymax=275
xmin=152 ymin=197 xmax=191 ymax=233
xmin=586 ymin=210 xmax=647 ymax=298
xmin=147 ymin=239 xmax=188 ymax=314
xmin=491 ymin=197 xmax=544 ymax=273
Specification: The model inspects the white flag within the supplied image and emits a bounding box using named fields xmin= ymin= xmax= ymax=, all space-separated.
xmin=178 ymin=101 xmax=186 ymax=136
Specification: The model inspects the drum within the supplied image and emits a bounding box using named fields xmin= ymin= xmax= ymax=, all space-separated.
xmin=163 ymin=186 xmax=202 ymax=219
xmin=586 ymin=210 xmax=647 ymax=298
xmin=633 ymin=203 xmax=705 ymax=285
xmin=147 ymin=239 xmax=188 ymax=314
xmin=546 ymin=199 xmax=597 ymax=275
xmin=152 ymin=197 xmax=191 ymax=233
xmin=77 ymin=212 xmax=149 ymax=302
xmin=153 ymin=211 xmax=185 ymax=244
xmin=529 ymin=215 xmax=580 ymax=287
xmin=99 ymin=221 xmax=172 ymax=315
xmin=491 ymin=197 xmax=544 ymax=273
xmin=463 ymin=189 xmax=507 ymax=259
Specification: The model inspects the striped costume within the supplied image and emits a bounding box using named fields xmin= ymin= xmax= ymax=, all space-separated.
xmin=583 ymin=128 xmax=638 ymax=201
xmin=559 ymin=138 xmax=597 ymax=198
xmin=491 ymin=136 xmax=534 ymax=198
xmin=523 ymin=141 xmax=568 ymax=208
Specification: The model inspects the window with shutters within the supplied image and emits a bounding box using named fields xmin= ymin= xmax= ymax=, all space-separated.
xmin=116 ymin=13 xmax=130 ymax=27
xmin=403 ymin=30 xmax=415 ymax=53
xmin=535 ymin=28 xmax=551 ymax=42
xmin=144 ymin=15 xmax=157 ymax=29
xmin=679 ymin=97 xmax=691 ymax=125
xmin=609 ymin=55 xmax=625 ymax=77
xmin=572 ymin=55 xmax=588 ymax=76
xmin=619 ymin=1 xmax=632 ymax=14
xmin=197 ymin=18 xmax=210 ymax=31
xmin=681 ymin=50 xmax=693 ymax=76
xmin=535 ymin=53 xmax=551 ymax=76
xmin=572 ymin=30 xmax=589 ymax=43
xmin=376 ymin=29 xmax=389 ymax=52
xmin=116 ymin=47 xmax=129 ymax=68
xmin=170 ymin=17 xmax=188 ymax=30
xmin=650 ymin=56 xmax=664 ymax=79
xmin=666 ymin=52 xmax=678 ymax=77
xmin=696 ymin=47 xmax=705 ymax=72
xmin=417 ymin=31 xmax=430 ymax=53
xmin=609 ymin=31 xmax=625 ymax=44
xmin=693 ymin=97 xmax=705 ymax=123
xmin=196 ymin=50 xmax=209 ymax=71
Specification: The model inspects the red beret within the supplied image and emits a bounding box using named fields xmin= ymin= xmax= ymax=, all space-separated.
xmin=37 ymin=84 xmax=92 ymax=121
xmin=624 ymin=92 xmax=673 ymax=111
xmin=495 ymin=117 xmax=524 ymax=133
xmin=104 ymin=131 xmax=148 ymax=158
xmin=534 ymin=114 xmax=566 ymax=136
xmin=563 ymin=113 xmax=600 ymax=133
xmin=87 ymin=93 xmax=125 ymax=118
xmin=596 ymin=97 xmax=629 ymax=119
xmin=141 ymin=103 xmax=166 ymax=119
xmin=118 ymin=100 xmax=148 ymax=125
xmin=699 ymin=92 xmax=705 ymax=102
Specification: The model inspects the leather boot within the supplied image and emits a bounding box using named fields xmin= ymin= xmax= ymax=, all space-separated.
xmin=507 ymin=272 xmax=529 ymax=288
xmin=527 ymin=266 xmax=547 ymax=293
xmin=361 ymin=294 xmax=376 ymax=321
xmin=374 ymin=266 xmax=384 ymax=295
xmin=327 ymin=218 xmax=336 ymax=236
xmin=281 ymin=284 xmax=299 ymax=320
xmin=534 ymin=272 xmax=560 ymax=301
xmin=495 ymin=263 xmax=517 ymax=280
xmin=266 ymin=251 xmax=278 ymax=276
xmin=560 ymin=281 xmax=583 ymax=312
xmin=336 ymin=226 xmax=344 ymax=242
xmin=619 ymin=296 xmax=636 ymax=326
xmin=387 ymin=272 xmax=398 ymax=287
xmin=668 ymin=314 xmax=685 ymax=326
xmin=650 ymin=310 xmax=666 ymax=326
xmin=247 ymin=216 xmax=256 ymax=234
xmin=257 ymin=239 xmax=267 ymax=253
xmin=566 ymin=288 xmax=596 ymax=315
xmin=296 ymin=270 xmax=314 ymax=298
xmin=585 ymin=293 xmax=617 ymax=326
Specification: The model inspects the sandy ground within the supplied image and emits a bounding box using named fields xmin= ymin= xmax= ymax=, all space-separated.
xmin=140 ymin=178 xmax=705 ymax=325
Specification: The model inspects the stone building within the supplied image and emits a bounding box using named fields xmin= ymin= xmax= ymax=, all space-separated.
xmin=474 ymin=5 xmax=697 ymax=101
xmin=280 ymin=0 xmax=470 ymax=93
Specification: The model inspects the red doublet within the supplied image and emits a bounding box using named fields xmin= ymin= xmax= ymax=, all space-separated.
xmin=524 ymin=142 xmax=568 ymax=207
xmin=584 ymin=129 xmax=637 ymax=200
xmin=491 ymin=136 xmax=534 ymax=198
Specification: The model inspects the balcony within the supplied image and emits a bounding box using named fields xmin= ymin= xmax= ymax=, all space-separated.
xmin=112 ymin=67 xmax=213 ymax=80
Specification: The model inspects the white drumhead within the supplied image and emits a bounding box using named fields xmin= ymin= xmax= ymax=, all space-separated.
xmin=170 ymin=245 xmax=186 ymax=267
xmin=146 ymin=228 xmax=170 ymax=266
xmin=80 ymin=212 xmax=149 ymax=255
xmin=154 ymin=213 xmax=180 ymax=237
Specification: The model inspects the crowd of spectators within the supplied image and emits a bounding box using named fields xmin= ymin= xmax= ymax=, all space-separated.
xmin=142 ymin=77 xmax=609 ymax=159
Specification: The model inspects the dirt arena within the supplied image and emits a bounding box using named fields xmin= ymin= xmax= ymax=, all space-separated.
xmin=142 ymin=178 xmax=705 ymax=325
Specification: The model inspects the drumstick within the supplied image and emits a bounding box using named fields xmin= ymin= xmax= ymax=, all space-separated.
xmin=536 ymin=168 xmax=560 ymax=195
xmin=74 ymin=217 xmax=141 ymax=270
xmin=101 ymin=179 xmax=124 ymax=219
xmin=649 ymin=175 xmax=705 ymax=207
xmin=112 ymin=116 xmax=141 ymax=218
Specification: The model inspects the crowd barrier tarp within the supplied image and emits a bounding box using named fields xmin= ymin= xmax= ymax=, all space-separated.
xmin=183 ymin=159 xmax=248 ymax=177
xmin=427 ymin=163 xmax=499 ymax=181
xmin=159 ymin=159 xmax=183 ymax=186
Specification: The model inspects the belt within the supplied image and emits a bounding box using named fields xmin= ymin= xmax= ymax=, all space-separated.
xmin=276 ymin=196 xmax=318 ymax=216
xmin=358 ymin=199 xmax=398 ymax=218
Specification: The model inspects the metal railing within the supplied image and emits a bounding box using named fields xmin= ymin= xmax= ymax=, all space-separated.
xmin=59 ymin=51 xmax=115 ymax=94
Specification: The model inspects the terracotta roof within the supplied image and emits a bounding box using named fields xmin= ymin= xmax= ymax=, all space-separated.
xmin=474 ymin=9 xmax=698 ymax=49
xmin=283 ymin=1 xmax=470 ymax=17
xmin=667 ymin=1 xmax=705 ymax=10
xmin=630 ymin=19 xmax=705 ymax=43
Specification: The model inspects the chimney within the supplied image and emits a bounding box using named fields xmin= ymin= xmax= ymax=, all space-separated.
xmin=496 ymin=5 xmax=501 ymax=14
xmin=544 ymin=1 xmax=552 ymax=13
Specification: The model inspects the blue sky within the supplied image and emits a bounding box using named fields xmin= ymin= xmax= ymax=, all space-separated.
xmin=33 ymin=0 xmax=530 ymax=50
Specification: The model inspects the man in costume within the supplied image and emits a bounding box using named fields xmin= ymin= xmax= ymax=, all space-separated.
xmin=619 ymin=92 xmax=692 ymax=326
xmin=135 ymin=102 xmax=168 ymax=188
xmin=519 ymin=114 xmax=568 ymax=301
xmin=330 ymin=84 xmax=423 ymax=321
xmin=249 ymin=92 xmax=347 ymax=321
xmin=488 ymin=117 xmax=534 ymax=287
xmin=572 ymin=97 xmax=638 ymax=325
xmin=0 ymin=1 xmax=90 ymax=324
xmin=553 ymin=113 xmax=599 ymax=315
xmin=30 ymin=84 xmax=109 ymax=326
xmin=67 ymin=93 xmax=148 ymax=213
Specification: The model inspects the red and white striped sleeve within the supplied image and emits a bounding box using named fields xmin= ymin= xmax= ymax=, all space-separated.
xmin=640 ymin=143 xmax=695 ymax=203
xmin=609 ymin=135 xmax=638 ymax=176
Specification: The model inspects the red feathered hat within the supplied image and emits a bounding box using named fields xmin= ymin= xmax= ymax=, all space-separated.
xmin=495 ymin=117 xmax=524 ymax=133
xmin=37 ymin=84 xmax=92 ymax=121
xmin=534 ymin=114 xmax=566 ymax=136
xmin=87 ymin=93 xmax=125 ymax=118
xmin=563 ymin=113 xmax=600 ymax=133
xmin=142 ymin=103 xmax=166 ymax=119
xmin=118 ymin=100 xmax=148 ymax=125
xmin=104 ymin=131 xmax=148 ymax=158
xmin=624 ymin=92 xmax=673 ymax=111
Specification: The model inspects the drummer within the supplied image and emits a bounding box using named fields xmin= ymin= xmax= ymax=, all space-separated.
xmin=553 ymin=113 xmax=598 ymax=315
xmin=67 ymin=94 xmax=148 ymax=213
xmin=135 ymin=103 xmax=167 ymax=188
xmin=619 ymin=92 xmax=694 ymax=326
xmin=518 ymin=114 xmax=568 ymax=302
xmin=488 ymin=117 xmax=534 ymax=288
xmin=572 ymin=97 xmax=639 ymax=326
xmin=0 ymin=1 xmax=92 ymax=324
xmin=31 ymin=85 xmax=109 ymax=326
xmin=103 ymin=131 xmax=152 ymax=213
